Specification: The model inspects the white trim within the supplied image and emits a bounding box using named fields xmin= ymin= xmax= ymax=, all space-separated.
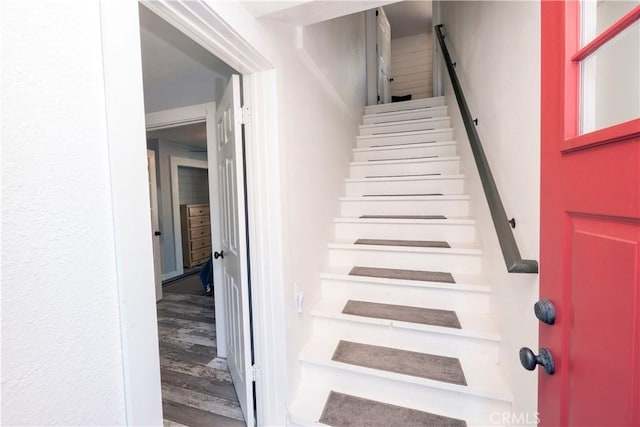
xmin=104 ymin=2 xmax=287 ymax=425
xmin=432 ymin=0 xmax=443 ymax=97
xmin=169 ymin=156 xmax=209 ymax=278
xmin=145 ymin=102 xmax=210 ymax=131
xmin=100 ymin=2 xmax=163 ymax=424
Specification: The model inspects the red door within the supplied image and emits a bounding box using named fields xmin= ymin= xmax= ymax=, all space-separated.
xmin=540 ymin=2 xmax=640 ymax=426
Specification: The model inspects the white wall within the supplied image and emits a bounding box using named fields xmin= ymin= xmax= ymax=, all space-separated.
xmin=178 ymin=166 xmax=210 ymax=205
xmin=391 ymin=32 xmax=434 ymax=100
xmin=274 ymin=13 xmax=368 ymax=405
xmin=1 ymin=2 xmax=129 ymax=424
xmin=439 ymin=0 xmax=541 ymax=418
xmin=148 ymin=139 xmax=208 ymax=277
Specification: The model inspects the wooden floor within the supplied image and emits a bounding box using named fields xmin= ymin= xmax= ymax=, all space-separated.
xmin=158 ymin=292 xmax=245 ymax=427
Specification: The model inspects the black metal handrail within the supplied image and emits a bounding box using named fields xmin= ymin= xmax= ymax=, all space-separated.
xmin=435 ymin=24 xmax=538 ymax=274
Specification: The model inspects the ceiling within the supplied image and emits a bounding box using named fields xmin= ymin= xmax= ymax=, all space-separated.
xmin=384 ymin=1 xmax=432 ymax=39
xmin=147 ymin=122 xmax=208 ymax=149
xmin=138 ymin=4 xmax=235 ymax=84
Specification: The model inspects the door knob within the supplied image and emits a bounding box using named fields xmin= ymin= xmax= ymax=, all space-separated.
xmin=154 ymin=231 xmax=162 ymax=236
xmin=214 ymin=250 xmax=224 ymax=260
xmin=519 ymin=347 xmax=555 ymax=375
xmin=534 ymin=299 xmax=556 ymax=325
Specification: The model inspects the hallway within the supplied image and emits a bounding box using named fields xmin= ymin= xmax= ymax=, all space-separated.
xmin=157 ymin=293 xmax=245 ymax=427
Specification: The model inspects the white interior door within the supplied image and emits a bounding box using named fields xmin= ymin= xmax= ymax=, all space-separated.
xmin=376 ymin=7 xmax=391 ymax=104
xmin=214 ymin=74 xmax=254 ymax=425
xmin=147 ymin=149 xmax=162 ymax=302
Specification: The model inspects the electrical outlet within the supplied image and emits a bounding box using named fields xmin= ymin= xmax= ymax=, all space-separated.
xmin=294 ymin=283 xmax=304 ymax=314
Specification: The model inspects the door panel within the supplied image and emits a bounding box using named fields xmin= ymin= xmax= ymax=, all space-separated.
xmin=215 ymin=74 xmax=254 ymax=425
xmin=376 ymin=7 xmax=391 ymax=104
xmin=540 ymin=2 xmax=640 ymax=426
xmin=147 ymin=149 xmax=162 ymax=302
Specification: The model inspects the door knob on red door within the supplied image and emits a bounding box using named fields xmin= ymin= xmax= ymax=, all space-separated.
xmin=534 ymin=299 xmax=556 ymax=325
xmin=519 ymin=347 xmax=555 ymax=375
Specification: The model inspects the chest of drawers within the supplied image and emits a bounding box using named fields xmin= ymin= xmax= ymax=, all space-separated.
xmin=179 ymin=203 xmax=212 ymax=268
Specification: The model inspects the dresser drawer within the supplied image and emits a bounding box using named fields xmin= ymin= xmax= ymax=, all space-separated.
xmin=190 ymin=247 xmax=212 ymax=262
xmin=189 ymin=206 xmax=210 ymax=217
xmin=189 ymin=226 xmax=211 ymax=240
xmin=190 ymin=237 xmax=211 ymax=251
xmin=189 ymin=216 xmax=210 ymax=228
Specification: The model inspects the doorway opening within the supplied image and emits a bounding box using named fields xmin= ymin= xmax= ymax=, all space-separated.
xmin=365 ymin=1 xmax=435 ymax=105
xmin=139 ymin=4 xmax=251 ymax=426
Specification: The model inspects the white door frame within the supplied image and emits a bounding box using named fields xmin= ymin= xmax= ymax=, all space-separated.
xmin=100 ymin=2 xmax=287 ymax=426
xmin=147 ymin=149 xmax=163 ymax=302
xmin=169 ymin=156 xmax=209 ymax=279
xmin=432 ymin=0 xmax=443 ymax=97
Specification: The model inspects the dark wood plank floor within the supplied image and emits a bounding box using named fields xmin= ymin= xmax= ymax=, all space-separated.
xmin=158 ymin=292 xmax=245 ymax=427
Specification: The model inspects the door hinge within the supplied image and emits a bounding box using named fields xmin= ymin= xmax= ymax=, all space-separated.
xmin=375 ymin=9 xmax=379 ymax=16
xmin=251 ymin=364 xmax=260 ymax=382
xmin=238 ymin=105 xmax=250 ymax=125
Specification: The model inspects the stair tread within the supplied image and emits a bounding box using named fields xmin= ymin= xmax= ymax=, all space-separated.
xmin=360 ymin=116 xmax=450 ymax=129
xmin=341 ymin=194 xmax=469 ymax=201
xmin=330 ymin=240 xmax=480 ymax=253
xmin=321 ymin=268 xmax=488 ymax=292
xmin=350 ymin=155 xmax=459 ymax=166
xmin=342 ymin=299 xmax=460 ymax=328
xmin=354 ymin=238 xmax=451 ymax=248
xmin=289 ymin=383 xmax=504 ymax=427
xmin=364 ymin=97 xmax=445 ymax=114
xmin=367 ymin=155 xmax=439 ymax=162
xmin=332 ymin=340 xmax=467 ymax=385
xmin=335 ymin=216 xmax=476 ymax=225
xmin=363 ymin=192 xmax=443 ymax=197
xmin=300 ymin=336 xmax=513 ymax=402
xmin=362 ymin=105 xmax=448 ymax=120
xmin=319 ymin=391 xmax=467 ymax=427
xmin=346 ymin=174 xmax=463 ymax=183
xmin=350 ymin=266 xmax=455 ymax=283
xmin=353 ymin=140 xmax=456 ymax=152
xmin=311 ymin=299 xmax=500 ymax=340
xmin=356 ymin=128 xmax=453 ymax=140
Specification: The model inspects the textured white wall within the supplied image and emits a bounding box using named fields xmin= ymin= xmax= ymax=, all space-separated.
xmin=1 ymin=2 xmax=127 ymax=424
xmin=440 ymin=0 xmax=541 ymax=418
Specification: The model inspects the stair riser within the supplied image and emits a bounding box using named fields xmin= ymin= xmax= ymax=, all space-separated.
xmin=321 ymin=279 xmax=490 ymax=312
xmin=328 ymin=248 xmax=482 ymax=273
xmin=340 ymin=199 xmax=469 ymax=217
xmin=345 ymin=179 xmax=464 ymax=196
xmin=334 ymin=222 xmax=476 ymax=243
xmin=357 ymin=130 xmax=453 ymax=148
xmin=362 ymin=107 xmax=448 ymax=125
xmin=300 ymin=364 xmax=512 ymax=425
xmin=365 ymin=97 xmax=446 ymax=115
xmin=350 ymin=159 xmax=459 ymax=177
xmin=353 ymin=144 xmax=457 ymax=161
xmin=359 ymin=118 xmax=451 ymax=136
xmin=311 ymin=317 xmax=499 ymax=363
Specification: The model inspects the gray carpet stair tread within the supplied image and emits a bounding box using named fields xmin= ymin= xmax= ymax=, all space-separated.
xmin=342 ymin=300 xmax=461 ymax=329
xmin=349 ymin=266 xmax=455 ymax=283
xmin=359 ymin=214 xmax=447 ymax=220
xmin=363 ymin=193 xmax=443 ymax=197
xmin=354 ymin=238 xmax=451 ymax=248
xmin=320 ymin=391 xmax=467 ymax=427
xmin=332 ymin=340 xmax=467 ymax=386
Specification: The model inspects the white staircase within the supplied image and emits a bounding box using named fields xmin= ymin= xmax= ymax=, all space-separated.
xmin=289 ymin=97 xmax=512 ymax=426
